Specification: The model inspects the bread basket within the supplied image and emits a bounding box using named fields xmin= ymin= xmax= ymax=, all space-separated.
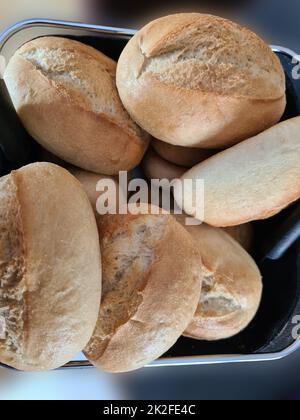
xmin=0 ymin=19 xmax=299 ymax=369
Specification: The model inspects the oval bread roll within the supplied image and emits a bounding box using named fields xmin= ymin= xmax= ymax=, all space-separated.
xmin=4 ymin=37 xmax=150 ymax=175
xmin=142 ymin=148 xmax=185 ymax=184
xmin=153 ymin=139 xmax=215 ymax=168
xmin=84 ymin=206 xmax=202 ymax=372
xmin=0 ymin=163 xmax=102 ymax=371
xmin=117 ymin=13 xmax=286 ymax=149
xmin=175 ymin=216 xmax=262 ymax=341
xmin=175 ymin=117 xmax=300 ymax=227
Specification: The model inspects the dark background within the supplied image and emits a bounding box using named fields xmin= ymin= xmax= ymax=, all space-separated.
xmin=91 ymin=0 xmax=300 ymax=52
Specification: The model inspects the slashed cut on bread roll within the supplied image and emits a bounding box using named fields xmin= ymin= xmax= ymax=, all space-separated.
xmin=117 ymin=13 xmax=286 ymax=149
xmin=174 ymin=117 xmax=300 ymax=227
xmin=142 ymin=148 xmax=185 ymax=184
xmin=175 ymin=216 xmax=262 ymax=341
xmin=4 ymin=37 xmax=149 ymax=175
xmin=84 ymin=206 xmax=202 ymax=372
xmin=153 ymin=139 xmax=215 ymax=168
xmin=0 ymin=163 xmax=102 ymax=371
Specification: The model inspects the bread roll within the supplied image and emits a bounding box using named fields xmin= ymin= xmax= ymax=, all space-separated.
xmin=224 ymin=224 xmax=254 ymax=252
xmin=142 ymin=148 xmax=185 ymax=184
xmin=153 ymin=139 xmax=215 ymax=168
xmin=175 ymin=117 xmax=300 ymax=227
xmin=4 ymin=37 xmax=150 ymax=175
xmin=69 ymin=167 xmax=127 ymax=217
xmin=175 ymin=216 xmax=262 ymax=341
xmin=84 ymin=206 xmax=202 ymax=372
xmin=117 ymin=13 xmax=286 ymax=149
xmin=0 ymin=163 xmax=102 ymax=371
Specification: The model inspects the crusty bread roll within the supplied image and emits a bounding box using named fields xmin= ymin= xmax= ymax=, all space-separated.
xmin=175 ymin=117 xmax=300 ymax=227
xmin=224 ymin=224 xmax=254 ymax=252
xmin=142 ymin=148 xmax=185 ymax=184
xmin=4 ymin=37 xmax=149 ymax=175
xmin=84 ymin=206 xmax=202 ymax=372
xmin=0 ymin=163 xmax=102 ymax=371
xmin=153 ymin=139 xmax=215 ymax=168
xmin=117 ymin=13 xmax=286 ymax=149
xmin=175 ymin=216 xmax=262 ymax=341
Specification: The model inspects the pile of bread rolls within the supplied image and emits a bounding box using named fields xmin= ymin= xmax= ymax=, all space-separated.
xmin=1 ymin=13 xmax=299 ymax=373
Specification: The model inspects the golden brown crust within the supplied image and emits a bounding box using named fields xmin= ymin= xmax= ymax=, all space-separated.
xmin=4 ymin=37 xmax=150 ymax=175
xmin=137 ymin=14 xmax=284 ymax=98
xmin=0 ymin=163 xmax=102 ymax=371
xmin=175 ymin=217 xmax=262 ymax=341
xmin=117 ymin=13 xmax=286 ymax=148
xmin=175 ymin=117 xmax=300 ymax=227
xmin=84 ymin=207 xmax=202 ymax=372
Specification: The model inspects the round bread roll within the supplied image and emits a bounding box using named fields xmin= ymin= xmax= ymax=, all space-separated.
xmin=174 ymin=117 xmax=300 ymax=227
xmin=0 ymin=163 xmax=102 ymax=371
xmin=84 ymin=206 xmax=202 ymax=372
xmin=142 ymin=148 xmax=185 ymax=184
xmin=117 ymin=13 xmax=286 ymax=149
xmin=4 ymin=37 xmax=150 ymax=175
xmin=175 ymin=216 xmax=262 ymax=341
xmin=69 ymin=167 xmax=128 ymax=217
xmin=153 ymin=139 xmax=215 ymax=168
xmin=224 ymin=224 xmax=254 ymax=252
